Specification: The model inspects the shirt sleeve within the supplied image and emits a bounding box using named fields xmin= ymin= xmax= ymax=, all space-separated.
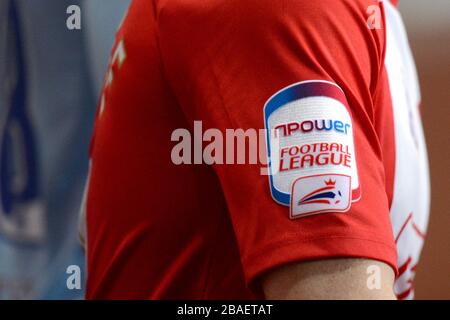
xmin=158 ymin=0 xmax=397 ymax=292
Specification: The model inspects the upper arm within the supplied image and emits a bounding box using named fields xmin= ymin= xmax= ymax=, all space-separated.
xmin=262 ymin=258 xmax=396 ymax=300
xmin=158 ymin=0 xmax=397 ymax=298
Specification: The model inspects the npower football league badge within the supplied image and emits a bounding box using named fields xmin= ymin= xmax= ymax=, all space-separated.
xmin=264 ymin=80 xmax=361 ymax=219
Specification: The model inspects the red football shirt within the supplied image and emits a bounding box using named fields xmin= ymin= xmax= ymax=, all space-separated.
xmin=82 ymin=0 xmax=429 ymax=300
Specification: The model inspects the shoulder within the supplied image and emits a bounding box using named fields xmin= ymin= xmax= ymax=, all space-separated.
xmin=154 ymin=0 xmax=384 ymax=53
xmin=153 ymin=0 xmax=380 ymax=25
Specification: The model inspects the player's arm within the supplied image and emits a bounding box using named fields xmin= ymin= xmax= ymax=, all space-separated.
xmin=158 ymin=0 xmax=398 ymax=300
xmin=262 ymin=258 xmax=396 ymax=300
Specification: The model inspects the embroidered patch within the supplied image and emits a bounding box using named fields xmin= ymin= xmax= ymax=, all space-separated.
xmin=263 ymin=80 xmax=361 ymax=219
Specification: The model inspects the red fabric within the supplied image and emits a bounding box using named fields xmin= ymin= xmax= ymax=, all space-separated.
xmin=86 ymin=0 xmax=398 ymax=299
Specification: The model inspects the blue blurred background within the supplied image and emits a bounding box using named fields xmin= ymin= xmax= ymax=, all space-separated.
xmin=0 ymin=0 xmax=129 ymax=299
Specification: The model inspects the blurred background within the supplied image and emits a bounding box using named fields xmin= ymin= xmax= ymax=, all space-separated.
xmin=0 ymin=0 xmax=130 ymax=299
xmin=0 ymin=0 xmax=448 ymax=299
